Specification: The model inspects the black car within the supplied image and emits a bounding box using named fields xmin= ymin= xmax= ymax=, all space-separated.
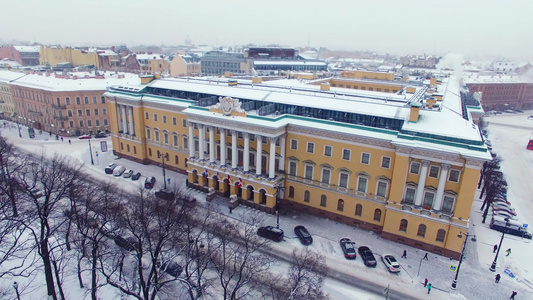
xmin=339 ymin=238 xmax=356 ymax=259
xmin=115 ymin=236 xmax=138 ymax=251
xmin=157 ymin=261 xmax=182 ymax=277
xmin=144 ymin=176 xmax=156 ymax=189
xmin=358 ymin=246 xmax=377 ymax=267
xmin=294 ymin=225 xmax=312 ymax=245
xmin=105 ymin=163 xmax=117 ymax=174
xmin=257 ymin=226 xmax=284 ymax=242
xmin=94 ymin=132 xmax=107 ymax=138
xmin=131 ymin=172 xmax=141 ymax=180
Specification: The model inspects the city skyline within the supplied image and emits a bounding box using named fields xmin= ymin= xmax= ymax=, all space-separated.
xmin=1 ymin=0 xmax=532 ymax=60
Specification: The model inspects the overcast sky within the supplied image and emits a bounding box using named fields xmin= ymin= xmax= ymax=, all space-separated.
xmin=1 ymin=0 xmax=532 ymax=60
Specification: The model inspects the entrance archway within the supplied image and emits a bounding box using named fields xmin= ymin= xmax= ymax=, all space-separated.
xmin=191 ymin=169 xmax=198 ymax=183
xmin=259 ymin=189 xmax=267 ymax=205
xmin=247 ymin=185 xmax=254 ymax=201
xmin=235 ymin=181 xmax=242 ymax=198
xmin=213 ymin=175 xmax=219 ymax=191
xmin=223 ymin=178 xmax=229 ymax=197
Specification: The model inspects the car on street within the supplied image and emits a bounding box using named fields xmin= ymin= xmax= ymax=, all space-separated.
xmin=79 ymin=134 xmax=92 ymax=139
xmin=358 ymin=246 xmax=377 ymax=267
xmin=105 ymin=163 xmax=117 ymax=174
xmin=492 ymin=211 xmax=517 ymax=220
xmin=157 ymin=260 xmax=182 ymax=277
xmin=491 ymin=202 xmax=512 ymax=210
xmin=381 ymin=254 xmax=401 ymax=273
xmin=490 ymin=216 xmax=532 ymax=239
xmin=492 ymin=206 xmax=516 ymax=216
xmin=294 ymin=225 xmax=313 ymax=245
xmin=144 ymin=176 xmax=156 ymax=189
xmin=114 ymin=236 xmax=138 ymax=251
xmin=492 ymin=197 xmax=511 ymax=205
xmin=339 ymin=238 xmax=356 ymax=259
xmin=132 ymin=172 xmax=141 ymax=180
xmin=123 ymin=169 xmax=134 ymax=178
xmin=257 ymin=226 xmax=284 ymax=242
xmin=94 ymin=132 xmax=107 ymax=138
xmin=113 ymin=165 xmax=126 ymax=176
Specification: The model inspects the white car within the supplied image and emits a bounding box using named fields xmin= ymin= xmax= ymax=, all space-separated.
xmin=123 ymin=170 xmax=134 ymax=178
xmin=381 ymin=254 xmax=401 ymax=273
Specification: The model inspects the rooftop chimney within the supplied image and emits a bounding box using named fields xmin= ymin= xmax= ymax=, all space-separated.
xmin=320 ymin=82 xmax=330 ymax=91
xmin=409 ymin=102 xmax=422 ymax=122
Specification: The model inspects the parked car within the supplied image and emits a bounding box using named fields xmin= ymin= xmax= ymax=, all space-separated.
xmin=492 ymin=211 xmax=517 ymax=220
xmin=490 ymin=216 xmax=532 ymax=239
xmin=123 ymin=169 xmax=134 ymax=178
xmin=132 ymin=172 xmax=141 ymax=180
xmin=491 ymin=202 xmax=512 ymax=210
xmin=492 ymin=197 xmax=511 ymax=205
xmin=381 ymin=254 xmax=401 ymax=273
xmin=358 ymin=246 xmax=377 ymax=267
xmin=144 ymin=176 xmax=156 ymax=189
xmin=114 ymin=236 xmax=138 ymax=251
xmin=492 ymin=207 xmax=516 ymax=216
xmin=257 ymin=226 xmax=284 ymax=242
xmin=113 ymin=165 xmax=126 ymax=176
xmin=79 ymin=134 xmax=92 ymax=139
xmin=339 ymin=238 xmax=356 ymax=259
xmin=157 ymin=261 xmax=182 ymax=277
xmin=294 ymin=225 xmax=313 ymax=245
xmin=30 ymin=188 xmax=45 ymax=198
xmin=105 ymin=163 xmax=117 ymax=174
xmin=94 ymin=132 xmax=107 ymax=138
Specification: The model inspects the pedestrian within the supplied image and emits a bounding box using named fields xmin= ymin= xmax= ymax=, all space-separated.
xmin=229 ymin=207 xmax=233 ymax=214
xmin=427 ymin=283 xmax=432 ymax=294
xmin=61 ymin=136 xmax=63 ymax=142
xmin=424 ymin=278 xmax=428 ymax=287
xmin=423 ymin=253 xmax=428 ymax=260
xmin=495 ymin=273 xmax=501 ymax=283
xmin=401 ymin=250 xmax=407 ymax=258
xmin=493 ymin=244 xmax=498 ymax=253
xmin=68 ymin=139 xmax=71 ymax=144
xmin=506 ymin=248 xmax=511 ymax=256
xmin=510 ymin=291 xmax=517 ymax=299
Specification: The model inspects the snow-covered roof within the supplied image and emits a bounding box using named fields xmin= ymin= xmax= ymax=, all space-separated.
xmin=136 ymin=54 xmax=164 ymax=61
xmin=96 ymin=49 xmax=118 ymax=56
xmin=253 ymin=60 xmax=326 ymax=66
xmin=462 ymin=73 xmax=533 ymax=84
xmin=13 ymin=45 xmax=41 ymax=52
xmin=0 ymin=70 xmax=26 ymax=83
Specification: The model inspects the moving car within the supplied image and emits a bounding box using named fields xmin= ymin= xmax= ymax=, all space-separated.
xmin=157 ymin=261 xmax=182 ymax=277
xmin=123 ymin=169 xmax=134 ymax=178
xmin=358 ymin=246 xmax=377 ymax=267
xmin=78 ymin=134 xmax=92 ymax=139
xmin=144 ymin=176 xmax=156 ymax=189
xmin=339 ymin=238 xmax=356 ymax=259
xmin=105 ymin=163 xmax=117 ymax=174
xmin=381 ymin=254 xmax=401 ymax=273
xmin=294 ymin=225 xmax=313 ymax=245
xmin=257 ymin=226 xmax=284 ymax=242
xmin=113 ymin=165 xmax=126 ymax=176
xmin=132 ymin=172 xmax=141 ymax=180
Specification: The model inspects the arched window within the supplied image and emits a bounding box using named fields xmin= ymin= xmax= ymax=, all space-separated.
xmin=120 ymin=142 xmax=123 ymax=150
xmin=84 ymin=96 xmax=89 ymax=104
xmin=337 ymin=199 xmax=344 ymax=211
xmin=373 ymin=209 xmax=382 ymax=221
xmin=126 ymin=144 xmax=130 ymax=152
xmin=399 ymin=219 xmax=408 ymax=232
xmin=304 ymin=190 xmax=310 ymax=203
xmin=417 ymin=224 xmax=427 ymax=238
xmin=436 ymin=229 xmax=446 ymax=242
xmin=288 ymin=186 xmax=295 ymax=198
xmin=320 ymin=195 xmax=327 ymax=207
xmin=175 ymin=155 xmax=179 ymax=164
xmin=148 ymin=148 xmax=152 ymax=156
xmin=355 ymin=204 xmax=362 ymax=216
xmin=133 ymin=146 xmax=137 ymax=154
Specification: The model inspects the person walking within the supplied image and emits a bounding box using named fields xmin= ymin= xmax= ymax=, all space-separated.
xmin=493 ymin=244 xmax=498 ymax=253
xmin=495 ymin=273 xmax=501 ymax=283
xmin=510 ymin=291 xmax=517 ymax=299
xmin=423 ymin=253 xmax=429 ymax=260
xmin=68 ymin=139 xmax=71 ymax=144
xmin=424 ymin=278 xmax=428 ymax=287
xmin=506 ymin=248 xmax=512 ymax=256
xmin=229 ymin=207 xmax=233 ymax=214
xmin=427 ymin=283 xmax=432 ymax=294
xmin=401 ymin=250 xmax=407 ymax=258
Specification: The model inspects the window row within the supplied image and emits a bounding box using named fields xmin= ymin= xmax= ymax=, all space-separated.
xmin=402 ymin=186 xmax=456 ymax=213
xmin=56 ymin=95 xmax=106 ymax=106
xmin=145 ymin=112 xmax=187 ymax=127
xmin=70 ymin=108 xmax=107 ymax=117
xmin=409 ymin=161 xmax=461 ymax=182
xmin=68 ymin=119 xmax=109 ymax=128
xmin=398 ymin=220 xmax=446 ymax=242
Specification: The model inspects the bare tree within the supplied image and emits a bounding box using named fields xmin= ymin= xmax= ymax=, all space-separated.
xmin=284 ymin=248 xmax=328 ymax=300
xmin=0 ymin=134 xmax=26 ymax=217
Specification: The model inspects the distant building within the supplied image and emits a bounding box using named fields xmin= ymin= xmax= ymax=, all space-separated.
xmin=400 ymin=55 xmax=439 ymax=68
xmin=463 ymin=74 xmax=533 ymax=110
xmin=170 ymin=55 xmax=201 ymax=77
xmin=491 ymin=59 xmax=518 ymax=74
xmin=0 ymin=45 xmax=41 ymax=66
xmin=0 ymin=71 xmax=25 ymax=120
xmin=40 ymin=46 xmax=100 ymax=69
xmin=200 ymin=51 xmax=250 ymax=76
xmin=136 ymin=53 xmax=169 ymax=74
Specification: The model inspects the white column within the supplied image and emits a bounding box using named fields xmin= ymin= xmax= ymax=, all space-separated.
xmin=209 ymin=126 xmax=215 ymax=164
xmin=198 ymin=124 xmax=205 ymax=161
xmin=256 ymin=135 xmax=263 ymax=177
xmin=117 ymin=105 xmax=123 ymax=132
xmin=433 ymin=164 xmax=450 ymax=211
xmin=269 ymin=137 xmax=277 ymax=179
xmin=414 ymin=160 xmax=430 ymax=207
xmin=121 ymin=106 xmax=127 ymax=134
xmin=279 ymin=135 xmax=286 ymax=172
xmin=243 ymin=133 xmax=250 ymax=173
xmin=231 ymin=130 xmax=238 ymax=170
xmin=220 ymin=129 xmax=226 ymax=166
xmin=128 ymin=107 xmax=134 ymax=135
xmin=188 ymin=123 xmax=195 ymax=158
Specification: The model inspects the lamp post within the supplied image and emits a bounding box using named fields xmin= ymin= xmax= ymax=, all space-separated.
xmin=451 ymin=232 xmax=476 ymax=290
xmin=13 ymin=281 xmax=20 ymax=300
xmin=276 ymin=184 xmax=285 ymax=229
xmin=490 ymin=218 xmax=509 ymax=272
xmin=16 ymin=120 xmax=22 ymax=138
xmin=158 ymin=151 xmax=169 ymax=190
xmin=88 ymin=138 xmax=94 ymax=165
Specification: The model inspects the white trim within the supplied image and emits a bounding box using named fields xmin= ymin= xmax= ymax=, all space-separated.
xmin=409 ymin=161 xmax=421 ymax=174
xmin=324 ymin=145 xmax=333 ymax=157
xmin=381 ymin=156 xmax=392 ymax=169
xmin=375 ymin=179 xmax=389 ymax=198
xmin=290 ymin=138 xmax=298 ymax=150
xmin=306 ymin=141 xmax=315 ymax=154
xmin=361 ymin=152 xmax=371 ymax=164
xmin=304 ymin=164 xmax=314 ymax=182
xmin=428 ymin=165 xmax=440 ymax=179
xmin=288 ymin=160 xmax=298 ymax=177
xmin=342 ymin=148 xmax=352 ymax=161
xmin=320 ymin=167 xmax=331 ymax=185
xmin=356 ymin=175 xmax=368 ymax=193
xmin=338 ymin=172 xmax=350 ymax=189
xmin=448 ymin=169 xmax=461 ymax=183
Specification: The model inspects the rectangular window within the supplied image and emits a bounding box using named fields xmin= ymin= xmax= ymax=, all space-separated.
xmin=153 ymin=114 xmax=158 ymax=122
xmin=357 ymin=177 xmax=367 ymax=193
xmin=342 ymin=149 xmax=351 ymax=160
xmin=145 ymin=112 xmax=149 ymax=120
xmin=321 ymin=169 xmax=330 ymax=184
xmin=87 ymin=120 xmax=92 ymax=127
xmin=361 ymin=152 xmax=370 ymax=164
xmin=339 ymin=173 xmax=349 ymax=188
xmin=307 ymin=142 xmax=315 ymax=153
xmin=377 ymin=181 xmax=388 ymax=197
xmin=79 ymin=120 xmax=84 ymax=127
xmin=68 ymin=110 xmax=72 ymax=117
xmin=429 ymin=166 xmax=440 ymax=178
xmin=381 ymin=156 xmax=391 ymax=169
xmin=95 ymin=119 xmax=100 ymax=126
xmin=290 ymin=139 xmax=298 ymax=150
xmin=102 ymin=109 xmax=107 ymax=116
xmin=172 ymin=117 xmax=177 ymax=125
xmin=183 ymin=136 xmax=188 ymax=149
xmin=304 ymin=165 xmax=314 ymax=180
xmin=182 ymin=119 xmax=187 ymax=127
xmin=94 ymin=109 xmax=99 ymax=116
xmin=163 ymin=116 xmax=167 ymax=123
xmin=423 ymin=191 xmax=435 ymax=207
xmin=101 ymin=96 xmax=105 ymax=104
xmin=324 ymin=145 xmax=332 ymax=157
xmin=69 ymin=121 xmax=73 ymax=128
xmin=77 ymin=110 xmax=82 ymax=117
xmin=104 ymin=119 xmax=108 ymax=126
xmin=289 ymin=161 xmax=297 ymax=176
xmin=442 ymin=196 xmax=455 ymax=213
xmin=146 ymin=129 xmax=151 ymax=139
xmin=410 ymin=162 xmax=420 ymax=174
xmin=404 ymin=187 xmax=416 ymax=204
xmin=173 ymin=135 xmax=179 ymax=147
xmin=86 ymin=109 xmax=90 ymax=116
xmin=155 ymin=131 xmax=160 ymax=142
xmin=92 ymin=96 xmax=97 ymax=104
xmin=448 ymin=169 xmax=460 ymax=182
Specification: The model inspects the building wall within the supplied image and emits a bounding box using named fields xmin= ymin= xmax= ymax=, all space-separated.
xmin=466 ymin=82 xmax=533 ymax=110
xmin=341 ymin=70 xmax=395 ymax=81
xmin=0 ymin=82 xmax=16 ymax=119
xmin=40 ymin=47 xmax=100 ymax=69
xmin=0 ymin=46 xmax=21 ymax=64
xmin=148 ymin=59 xmax=170 ymax=75
xmin=170 ymin=56 xmax=201 ymax=77
xmin=328 ymin=79 xmax=402 ymax=93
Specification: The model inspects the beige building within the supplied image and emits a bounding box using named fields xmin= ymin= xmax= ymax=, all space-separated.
xmin=136 ymin=53 xmax=170 ymax=74
xmin=170 ymin=55 xmax=201 ymax=77
xmin=0 ymin=71 xmax=25 ymax=120
xmin=40 ymin=46 xmax=100 ymax=69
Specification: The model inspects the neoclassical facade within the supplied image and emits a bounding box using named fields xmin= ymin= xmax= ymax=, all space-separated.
xmin=105 ymin=76 xmax=490 ymax=259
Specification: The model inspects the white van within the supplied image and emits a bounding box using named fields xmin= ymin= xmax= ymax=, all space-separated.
xmin=113 ymin=165 xmax=126 ymax=176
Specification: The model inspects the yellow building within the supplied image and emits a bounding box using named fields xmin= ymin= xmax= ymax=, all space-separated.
xmin=0 ymin=71 xmax=25 ymax=120
xmin=341 ymin=70 xmax=395 ymax=81
xmin=170 ymin=55 xmax=201 ymax=77
xmin=40 ymin=47 xmax=100 ymax=69
xmin=104 ymin=76 xmax=490 ymax=259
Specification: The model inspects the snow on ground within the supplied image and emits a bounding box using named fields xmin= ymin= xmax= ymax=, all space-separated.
xmin=1 ymin=113 xmax=533 ymax=299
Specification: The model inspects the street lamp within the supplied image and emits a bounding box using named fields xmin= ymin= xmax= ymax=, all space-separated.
xmin=276 ymin=184 xmax=285 ymax=229
xmin=88 ymin=138 xmax=94 ymax=165
xmin=157 ymin=151 xmax=169 ymax=190
xmin=451 ymin=232 xmax=476 ymax=290
xmin=13 ymin=281 xmax=20 ymax=300
xmin=16 ymin=120 xmax=22 ymax=138
xmin=490 ymin=218 xmax=510 ymax=272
